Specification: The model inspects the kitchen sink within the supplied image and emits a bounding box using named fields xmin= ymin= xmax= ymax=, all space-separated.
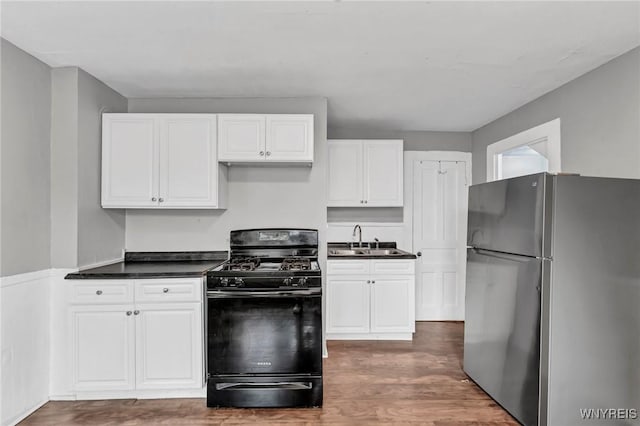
xmin=328 ymin=248 xmax=407 ymax=256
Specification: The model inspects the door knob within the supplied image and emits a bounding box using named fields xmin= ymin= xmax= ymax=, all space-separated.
xmin=417 ymin=252 xmax=422 ymax=257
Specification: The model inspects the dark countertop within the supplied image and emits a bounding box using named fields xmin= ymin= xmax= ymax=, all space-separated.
xmin=65 ymin=251 xmax=228 ymax=279
xmin=327 ymin=242 xmax=417 ymax=259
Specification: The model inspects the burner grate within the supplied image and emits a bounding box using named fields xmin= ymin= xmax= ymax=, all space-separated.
xmin=223 ymin=257 xmax=261 ymax=272
xmin=280 ymin=257 xmax=312 ymax=271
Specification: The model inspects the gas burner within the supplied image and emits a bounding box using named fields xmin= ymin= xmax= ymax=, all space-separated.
xmin=223 ymin=257 xmax=261 ymax=271
xmin=280 ymin=257 xmax=311 ymax=271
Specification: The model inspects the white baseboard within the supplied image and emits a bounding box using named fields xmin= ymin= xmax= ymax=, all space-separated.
xmin=3 ymin=398 xmax=48 ymax=426
xmin=326 ymin=332 xmax=413 ymax=341
xmin=72 ymin=388 xmax=206 ymax=401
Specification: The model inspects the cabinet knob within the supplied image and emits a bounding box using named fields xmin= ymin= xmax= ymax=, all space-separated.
xmin=367 ymin=280 xmax=371 ymax=284
xmin=417 ymin=252 xmax=422 ymax=257
xmin=96 ymin=290 xmax=103 ymax=295
xmin=364 ymin=200 xmax=368 ymax=204
xmin=372 ymin=280 xmax=376 ymax=284
xmin=360 ymin=200 xmax=364 ymax=204
xmin=134 ymin=310 xmax=140 ymax=315
xmin=266 ymin=151 xmax=271 ymax=156
xmin=259 ymin=151 xmax=265 ymax=156
xmin=163 ymin=288 xmax=169 ymax=293
xmin=159 ymin=198 xmax=164 ymax=202
xmin=151 ymin=197 xmax=157 ymax=202
xmin=126 ymin=311 xmax=132 ymax=316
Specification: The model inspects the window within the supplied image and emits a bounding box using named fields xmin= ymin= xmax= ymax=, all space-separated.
xmin=486 ymin=118 xmax=561 ymax=181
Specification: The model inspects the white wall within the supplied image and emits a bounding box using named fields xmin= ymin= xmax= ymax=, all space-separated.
xmin=125 ymin=98 xmax=328 ymax=259
xmin=0 ymin=272 xmax=50 ymax=426
xmin=472 ymin=46 xmax=640 ymax=184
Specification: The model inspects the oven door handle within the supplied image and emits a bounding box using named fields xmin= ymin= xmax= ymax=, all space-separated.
xmin=207 ymin=288 xmax=321 ymax=298
xmin=215 ymin=381 xmax=313 ymax=391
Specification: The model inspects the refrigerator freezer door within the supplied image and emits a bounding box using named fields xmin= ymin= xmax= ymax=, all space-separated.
xmin=464 ymin=248 xmax=544 ymax=426
xmin=467 ymin=173 xmax=551 ymax=258
xmin=546 ymin=176 xmax=640 ymax=425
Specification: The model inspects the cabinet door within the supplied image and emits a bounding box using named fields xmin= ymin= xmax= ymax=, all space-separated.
xmin=159 ymin=115 xmax=219 ymax=207
xmin=363 ymin=140 xmax=403 ymax=206
xmin=265 ymin=115 xmax=314 ymax=162
xmin=370 ymin=276 xmax=414 ymax=333
xmin=70 ymin=305 xmax=135 ymax=391
xmin=102 ymin=114 xmax=158 ymax=207
xmin=327 ymin=140 xmax=364 ymax=207
xmin=218 ymin=114 xmax=265 ymax=162
xmin=326 ymin=276 xmax=370 ymax=334
xmin=135 ymin=303 xmax=203 ymax=389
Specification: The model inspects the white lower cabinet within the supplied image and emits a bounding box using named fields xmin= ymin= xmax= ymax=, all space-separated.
xmin=326 ymin=259 xmax=415 ymax=340
xmin=68 ymin=278 xmax=203 ymax=398
xmin=70 ymin=304 xmax=136 ymax=392
xmin=135 ymin=303 xmax=202 ymax=390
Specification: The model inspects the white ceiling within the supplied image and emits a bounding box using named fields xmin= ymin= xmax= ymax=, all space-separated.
xmin=2 ymin=1 xmax=639 ymax=131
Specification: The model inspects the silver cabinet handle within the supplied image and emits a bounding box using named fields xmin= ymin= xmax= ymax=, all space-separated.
xmin=96 ymin=290 xmax=103 ymax=295
xmin=126 ymin=311 xmax=132 ymax=316
xmin=266 ymin=151 xmax=271 ymax=156
xmin=259 ymin=151 xmax=265 ymax=156
xmin=151 ymin=197 xmax=157 ymax=201
xmin=134 ymin=310 xmax=140 ymax=315
xmin=158 ymin=198 xmax=164 ymax=202
xmin=163 ymin=288 xmax=169 ymax=293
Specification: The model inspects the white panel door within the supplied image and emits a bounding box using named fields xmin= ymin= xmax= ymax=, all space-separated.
xmin=327 ymin=140 xmax=364 ymax=206
xmin=70 ymin=305 xmax=135 ymax=391
xmin=364 ymin=140 xmax=403 ymax=206
xmin=370 ymin=277 xmax=414 ymax=333
xmin=159 ymin=115 xmax=218 ymax=207
xmin=102 ymin=115 xmax=158 ymax=207
xmin=326 ymin=276 xmax=370 ymax=334
xmin=265 ymin=115 xmax=313 ymax=162
xmin=217 ymin=114 xmax=265 ymax=161
xmin=135 ymin=303 xmax=202 ymax=390
xmin=413 ymin=159 xmax=469 ymax=320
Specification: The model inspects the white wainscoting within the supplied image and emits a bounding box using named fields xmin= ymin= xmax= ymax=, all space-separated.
xmin=1 ymin=270 xmax=52 ymax=426
xmin=327 ymin=222 xmax=407 ymax=251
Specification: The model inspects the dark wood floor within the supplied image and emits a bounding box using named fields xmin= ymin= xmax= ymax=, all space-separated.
xmin=21 ymin=322 xmax=517 ymax=425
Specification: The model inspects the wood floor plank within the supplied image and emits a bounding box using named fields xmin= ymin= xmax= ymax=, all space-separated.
xmin=19 ymin=322 xmax=517 ymax=425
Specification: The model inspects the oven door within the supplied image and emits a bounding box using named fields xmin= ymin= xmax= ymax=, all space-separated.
xmin=207 ymin=289 xmax=322 ymax=376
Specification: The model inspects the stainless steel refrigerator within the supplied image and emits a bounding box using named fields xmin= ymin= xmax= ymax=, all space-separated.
xmin=464 ymin=173 xmax=640 ymax=426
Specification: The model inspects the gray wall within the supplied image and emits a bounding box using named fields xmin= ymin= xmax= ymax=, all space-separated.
xmin=126 ymin=98 xmax=328 ymax=260
xmin=472 ymin=46 xmax=640 ymax=184
xmin=76 ymin=69 xmax=127 ymax=267
xmin=50 ymin=67 xmax=128 ymax=269
xmin=328 ymin=128 xmax=472 ymax=152
xmin=50 ymin=68 xmax=79 ymax=268
xmin=0 ymin=39 xmax=52 ymax=276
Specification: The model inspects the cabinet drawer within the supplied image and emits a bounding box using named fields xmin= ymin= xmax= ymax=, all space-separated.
xmin=134 ymin=279 xmax=202 ymax=303
xmin=69 ymin=280 xmax=134 ymax=305
xmin=327 ymin=260 xmax=370 ymax=275
xmin=371 ymin=260 xmax=415 ymax=275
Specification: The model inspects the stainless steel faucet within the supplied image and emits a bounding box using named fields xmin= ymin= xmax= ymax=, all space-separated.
xmin=352 ymin=224 xmax=363 ymax=248
xmin=373 ymin=237 xmax=380 ymax=249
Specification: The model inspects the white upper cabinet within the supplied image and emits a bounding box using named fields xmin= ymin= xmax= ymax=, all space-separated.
xmin=218 ymin=114 xmax=314 ymax=163
xmin=102 ymin=114 xmax=226 ymax=209
xmin=364 ymin=141 xmax=404 ymax=206
xmin=327 ymin=140 xmax=363 ymax=207
xmin=102 ymin=115 xmax=158 ymax=208
xmin=327 ymin=139 xmax=403 ymax=207
xmin=217 ymin=114 xmax=265 ymax=162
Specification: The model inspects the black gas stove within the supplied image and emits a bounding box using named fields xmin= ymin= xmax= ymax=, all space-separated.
xmin=205 ymin=229 xmax=323 ymax=408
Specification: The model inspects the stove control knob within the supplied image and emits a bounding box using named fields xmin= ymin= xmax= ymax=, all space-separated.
xmin=234 ymin=278 xmax=245 ymax=287
xmin=283 ymin=277 xmax=293 ymax=286
xmin=220 ymin=278 xmax=229 ymax=287
xmin=297 ymin=277 xmax=308 ymax=287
